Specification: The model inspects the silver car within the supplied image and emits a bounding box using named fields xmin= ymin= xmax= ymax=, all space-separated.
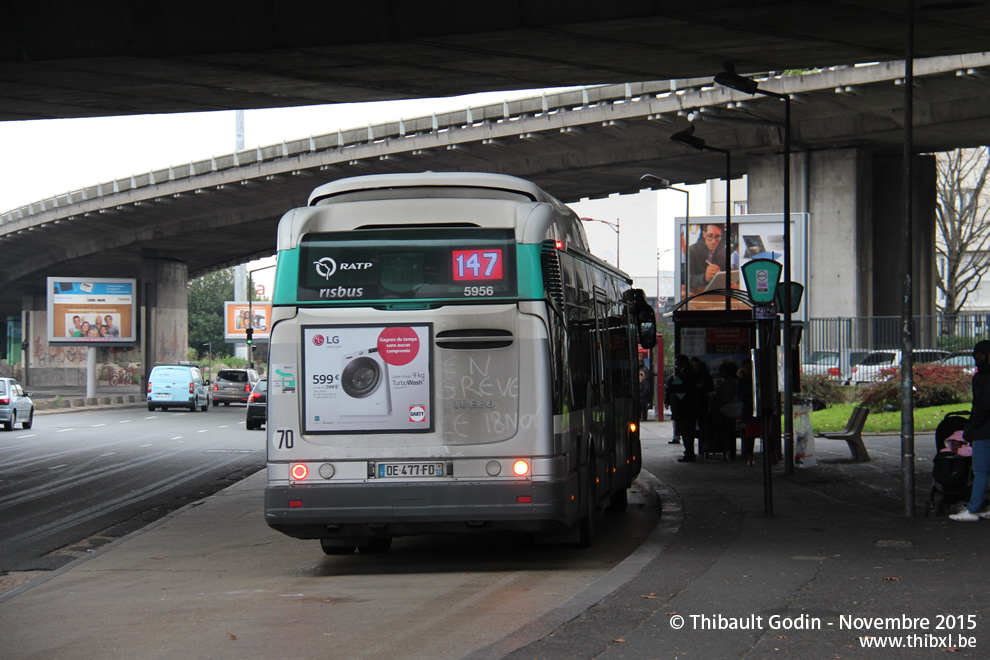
xmin=0 ymin=377 xmax=34 ymax=431
xmin=801 ymin=348 xmax=871 ymax=385
xmin=211 ymin=368 xmax=260 ymax=406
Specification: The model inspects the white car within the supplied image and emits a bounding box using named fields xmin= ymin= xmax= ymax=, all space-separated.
xmin=0 ymin=377 xmax=34 ymax=430
xmin=940 ymin=352 xmax=976 ymax=376
xmin=849 ymin=349 xmax=950 ymax=384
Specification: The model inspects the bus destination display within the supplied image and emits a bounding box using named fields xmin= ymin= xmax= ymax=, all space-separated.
xmin=298 ymin=229 xmax=517 ymax=302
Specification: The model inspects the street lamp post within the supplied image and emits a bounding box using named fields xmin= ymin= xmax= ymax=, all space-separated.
xmin=248 ymin=263 xmax=277 ymax=370
xmin=579 ymin=217 xmax=620 ymax=268
xmin=641 ymin=174 xmax=689 ymax=308
xmin=202 ymin=342 xmax=212 ymax=384
xmin=669 ymin=127 xmax=732 ymax=311
xmin=715 ymin=67 xmax=795 ymax=475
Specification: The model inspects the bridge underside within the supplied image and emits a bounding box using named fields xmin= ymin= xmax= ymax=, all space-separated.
xmin=3 ymin=2 xmax=990 ymax=122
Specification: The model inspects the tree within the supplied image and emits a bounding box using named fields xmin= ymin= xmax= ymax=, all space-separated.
xmin=188 ymin=268 xmax=235 ymax=358
xmin=935 ymin=147 xmax=990 ymax=318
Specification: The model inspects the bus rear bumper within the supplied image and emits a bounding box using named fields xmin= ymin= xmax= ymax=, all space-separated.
xmin=264 ymin=475 xmax=580 ymax=539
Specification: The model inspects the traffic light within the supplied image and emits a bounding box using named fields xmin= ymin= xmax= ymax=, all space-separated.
xmin=245 ymin=327 xmax=253 ymax=345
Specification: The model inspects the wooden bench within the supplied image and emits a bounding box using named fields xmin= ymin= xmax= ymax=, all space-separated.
xmin=818 ymin=406 xmax=871 ymax=462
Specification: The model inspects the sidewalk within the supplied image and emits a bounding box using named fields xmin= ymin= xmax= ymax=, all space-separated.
xmin=504 ymin=420 xmax=990 ymax=658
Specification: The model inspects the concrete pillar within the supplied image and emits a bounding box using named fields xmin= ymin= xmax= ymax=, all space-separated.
xmin=747 ymin=148 xmax=936 ymax=327
xmin=140 ymin=250 xmax=189 ymax=378
xmin=749 ymin=147 xmax=874 ymax=319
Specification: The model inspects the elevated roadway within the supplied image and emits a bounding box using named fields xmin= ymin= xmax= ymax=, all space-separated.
xmin=3 ymin=1 xmax=990 ymax=121
xmin=2 ymin=53 xmax=990 ymax=322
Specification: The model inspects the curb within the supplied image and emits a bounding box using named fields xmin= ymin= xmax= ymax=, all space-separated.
xmin=34 ymin=395 xmax=146 ymax=415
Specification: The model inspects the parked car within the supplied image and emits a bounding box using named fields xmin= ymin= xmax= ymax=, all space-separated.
xmin=212 ymin=368 xmax=260 ymax=406
xmin=147 ymin=363 xmax=210 ymax=412
xmin=801 ymin=348 xmax=871 ymax=384
xmin=940 ymin=351 xmax=976 ymax=376
xmin=0 ymin=377 xmax=34 ymax=430
xmin=849 ymin=349 xmax=951 ymax=384
xmin=245 ymin=378 xmax=267 ymax=430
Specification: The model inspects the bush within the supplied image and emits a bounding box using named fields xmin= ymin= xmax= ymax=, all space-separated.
xmin=856 ymin=363 xmax=971 ymax=412
xmin=799 ymin=373 xmax=846 ymax=409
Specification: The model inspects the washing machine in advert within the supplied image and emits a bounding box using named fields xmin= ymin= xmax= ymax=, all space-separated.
xmin=339 ymin=348 xmax=392 ymax=416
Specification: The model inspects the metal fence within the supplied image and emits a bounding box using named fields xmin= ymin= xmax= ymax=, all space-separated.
xmin=802 ymin=314 xmax=990 ymax=358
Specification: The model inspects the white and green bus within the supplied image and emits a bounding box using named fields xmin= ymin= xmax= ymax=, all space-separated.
xmin=264 ymin=172 xmax=656 ymax=554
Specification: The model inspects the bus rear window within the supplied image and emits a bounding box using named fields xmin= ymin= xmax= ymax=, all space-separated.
xmin=298 ymin=228 xmax=517 ymax=302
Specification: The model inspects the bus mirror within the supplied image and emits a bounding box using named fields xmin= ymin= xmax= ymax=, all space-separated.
xmin=639 ymin=322 xmax=657 ymax=349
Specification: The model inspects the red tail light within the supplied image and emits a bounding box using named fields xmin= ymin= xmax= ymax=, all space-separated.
xmin=245 ymin=384 xmax=251 ymax=393
xmin=0 ymin=398 xmax=9 ymax=405
xmin=213 ymin=384 xmax=219 ymax=392
xmin=147 ymin=383 xmax=152 ymax=394
xmin=189 ymin=382 xmax=195 ymax=394
xmin=827 ymin=367 xmax=841 ymax=376
xmin=249 ymin=392 xmax=260 ymax=402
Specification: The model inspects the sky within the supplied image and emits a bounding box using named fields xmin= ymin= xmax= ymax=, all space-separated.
xmin=0 ymin=88 xmax=706 ymax=294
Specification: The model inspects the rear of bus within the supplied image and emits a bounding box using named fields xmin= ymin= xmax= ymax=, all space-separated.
xmin=263 ymin=173 xmax=587 ymax=548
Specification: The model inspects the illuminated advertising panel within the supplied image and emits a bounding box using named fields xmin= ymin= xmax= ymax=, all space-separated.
xmin=673 ymin=214 xmax=808 ymax=318
xmin=47 ymin=277 xmax=137 ymax=346
xmin=224 ymin=302 xmax=273 ymax=341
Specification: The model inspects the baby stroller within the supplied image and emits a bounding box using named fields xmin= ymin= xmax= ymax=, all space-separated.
xmin=927 ymin=411 xmax=971 ymax=516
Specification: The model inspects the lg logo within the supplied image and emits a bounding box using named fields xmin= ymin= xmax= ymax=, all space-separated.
xmin=312 ymin=334 xmax=325 ymax=346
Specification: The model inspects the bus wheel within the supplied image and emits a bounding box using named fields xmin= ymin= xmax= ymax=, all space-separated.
xmin=358 ymin=537 xmax=393 ymax=554
xmin=606 ymin=488 xmax=628 ymax=513
xmin=320 ymin=539 xmax=357 ymax=555
xmin=578 ymin=455 xmax=597 ymax=548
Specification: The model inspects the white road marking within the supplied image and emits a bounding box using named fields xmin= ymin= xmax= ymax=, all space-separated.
xmin=91 ymin=424 xmax=106 ymax=427
xmin=100 ymin=452 xmax=116 ymax=457
xmin=140 ymin=443 xmax=153 ymax=448
xmin=56 ymin=428 xmax=74 ymax=433
xmin=48 ymin=464 xmax=68 ymax=470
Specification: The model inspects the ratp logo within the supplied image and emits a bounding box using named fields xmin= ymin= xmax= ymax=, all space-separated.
xmin=313 ymin=257 xmax=337 ymax=280
xmin=312 ymin=334 xmax=325 ymax=346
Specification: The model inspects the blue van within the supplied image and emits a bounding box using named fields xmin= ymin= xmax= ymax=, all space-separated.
xmin=147 ymin=363 xmax=210 ymax=412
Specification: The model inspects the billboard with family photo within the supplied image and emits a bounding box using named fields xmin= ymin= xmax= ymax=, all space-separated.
xmin=224 ymin=302 xmax=273 ymax=342
xmin=46 ymin=277 xmax=136 ymax=346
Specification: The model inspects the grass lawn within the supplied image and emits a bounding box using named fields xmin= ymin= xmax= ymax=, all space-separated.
xmin=808 ymin=402 xmax=971 ymax=434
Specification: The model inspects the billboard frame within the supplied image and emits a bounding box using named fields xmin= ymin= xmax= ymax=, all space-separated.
xmin=46 ymin=277 xmax=138 ymax=347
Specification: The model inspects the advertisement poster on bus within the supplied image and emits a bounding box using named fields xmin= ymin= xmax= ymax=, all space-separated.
xmin=46 ymin=277 xmax=137 ymax=346
xmin=302 ymin=324 xmax=433 ymax=433
xmin=674 ymin=214 xmax=807 ymax=319
xmin=223 ymin=302 xmax=272 ymax=342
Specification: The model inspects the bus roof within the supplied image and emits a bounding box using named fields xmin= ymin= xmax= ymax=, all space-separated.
xmin=307 ymin=172 xmax=559 ymax=207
